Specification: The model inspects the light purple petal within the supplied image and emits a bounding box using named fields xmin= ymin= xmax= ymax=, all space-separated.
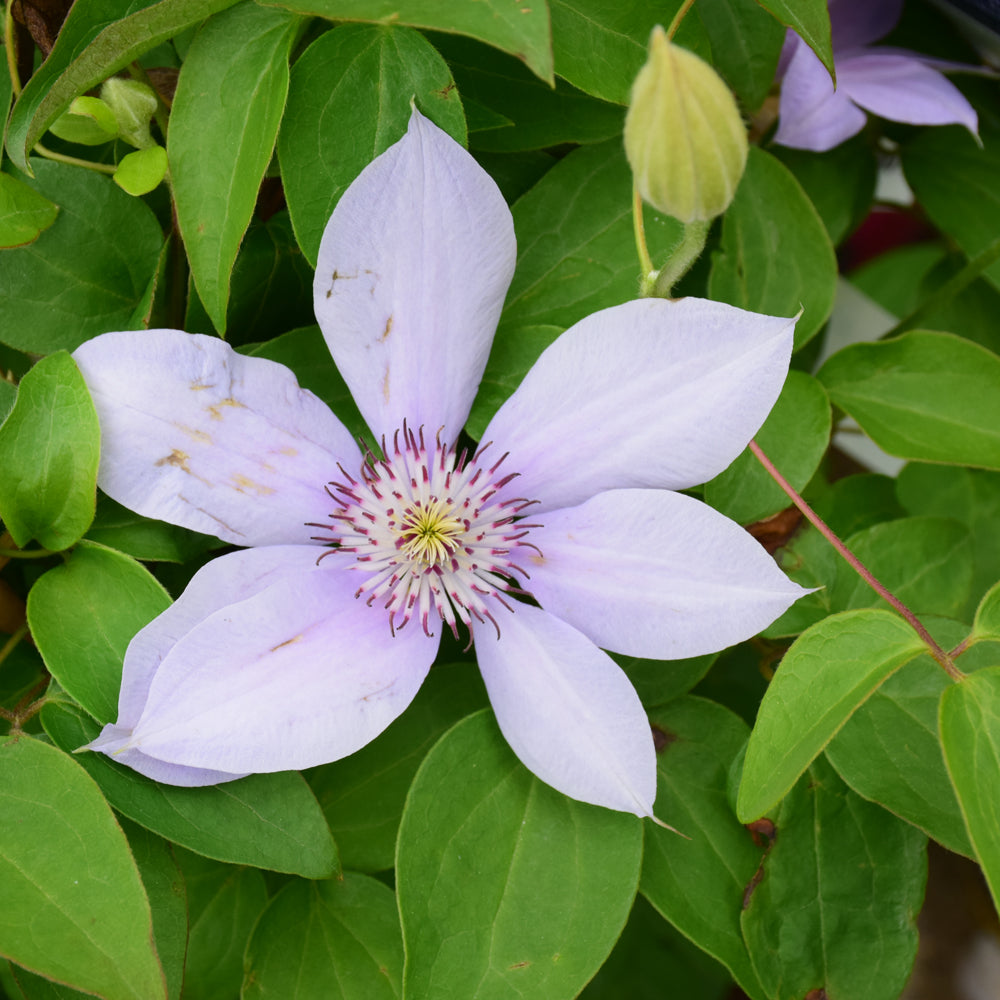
xmin=482 ymin=298 xmax=795 ymax=514
xmin=838 ymin=52 xmax=979 ymax=134
xmin=775 ymin=38 xmax=867 ymax=151
xmin=526 ymin=489 xmax=809 ymax=659
xmin=314 ymin=108 xmax=516 ymax=443
xmin=829 ymin=0 xmax=901 ymax=51
xmin=475 ymin=602 xmax=656 ymax=817
xmin=106 ymin=559 xmax=438 ymax=779
xmin=73 ymin=330 xmax=361 ymax=546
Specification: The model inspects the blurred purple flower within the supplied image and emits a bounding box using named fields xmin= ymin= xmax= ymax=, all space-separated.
xmin=775 ymin=0 xmax=979 ymax=151
xmin=73 ymin=110 xmax=807 ymax=817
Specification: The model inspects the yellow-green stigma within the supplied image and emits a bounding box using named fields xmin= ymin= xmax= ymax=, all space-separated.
xmin=399 ymin=501 xmax=464 ymax=566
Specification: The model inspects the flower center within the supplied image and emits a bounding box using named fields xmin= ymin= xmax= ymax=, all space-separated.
xmin=309 ymin=425 xmax=538 ymax=639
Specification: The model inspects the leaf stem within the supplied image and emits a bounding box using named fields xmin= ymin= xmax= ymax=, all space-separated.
xmin=633 ymin=183 xmax=657 ymax=295
xmin=748 ymin=439 xmax=964 ymax=681
xmin=30 ymin=142 xmax=118 ymax=175
xmin=0 ymin=546 xmax=56 ymax=559
xmin=882 ymin=235 xmax=1000 ymax=339
xmin=652 ymin=219 xmax=709 ymax=298
xmin=0 ymin=622 xmax=28 ymax=670
xmin=665 ymin=0 xmax=698 ymax=40
xmin=3 ymin=0 xmax=20 ymax=99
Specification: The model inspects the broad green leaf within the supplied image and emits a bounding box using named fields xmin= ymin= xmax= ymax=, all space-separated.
xmin=0 ymin=352 xmax=100 ymax=550
xmin=306 ymin=661 xmax=487 ymax=872
xmin=466 ymin=324 xmax=562 ymax=440
xmin=898 ymin=463 xmax=1000 ymax=604
xmin=709 ymin=147 xmax=837 ymax=349
xmin=548 ymin=0 xmax=711 ymax=105
xmin=641 ymin=698 xmax=766 ymax=1000
xmin=434 ymin=34 xmax=624 ymax=153
xmin=244 ymin=875 xmax=403 ymax=999
xmin=86 ymin=496 xmax=218 ymax=564
xmin=974 ymin=581 xmax=1000 ymax=640
xmin=121 ymin=821 xmax=187 ymax=1000
xmin=397 ymin=710 xmax=643 ymax=1000
xmin=0 ymin=735 xmax=166 ymax=1000
xmin=614 ymin=651 xmax=717 ymax=710
xmin=42 ymin=699 xmax=339 ymax=878
xmin=0 ymin=379 xmax=15 ymax=420
xmin=499 ymin=140 xmax=682 ymax=334
xmin=695 ymin=0 xmax=784 ymax=111
xmin=902 ymin=126 xmax=1000 ymax=290
xmin=737 ymin=609 xmax=927 ymax=822
xmin=940 ymin=666 xmax=1000 ymax=913
xmin=826 ymin=624 xmax=1000 ymax=858
xmin=755 ymin=0 xmax=833 ymax=78
xmin=170 ymin=3 xmax=301 ymax=333
xmin=28 ymin=541 xmax=171 ymax=723
xmin=0 ymin=173 xmax=59 ymax=248
xmin=278 ymin=23 xmax=466 ymax=266
xmin=260 ymin=0 xmax=553 ymax=82
xmin=12 ymin=966 xmax=91 ymax=997
xmin=175 ymin=850 xmax=268 ymax=1000
xmin=741 ymin=758 xmax=925 ymax=1000
xmin=704 ymin=371 xmax=830 ymax=525
xmin=819 ymin=330 xmax=1000 ymax=469
xmin=113 ymin=145 xmax=169 ymax=197
xmin=5 ymin=0 xmax=241 ymax=172
xmin=0 ymin=160 xmax=163 ymax=354
xmin=772 ymin=133 xmax=878 ymax=245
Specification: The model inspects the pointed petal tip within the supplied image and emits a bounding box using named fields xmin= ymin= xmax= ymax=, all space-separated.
xmin=648 ymin=813 xmax=691 ymax=839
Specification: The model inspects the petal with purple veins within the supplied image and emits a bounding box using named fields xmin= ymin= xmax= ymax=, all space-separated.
xmin=475 ymin=602 xmax=657 ymax=817
xmin=103 ymin=560 xmax=438 ymax=780
xmin=483 ymin=298 xmax=795 ymax=514
xmin=525 ymin=489 xmax=810 ymax=660
xmin=73 ymin=330 xmax=361 ymax=546
xmin=314 ymin=108 xmax=517 ymax=442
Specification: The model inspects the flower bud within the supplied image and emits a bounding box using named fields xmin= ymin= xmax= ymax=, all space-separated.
xmin=48 ymin=96 xmax=119 ymax=146
xmin=100 ymin=78 xmax=159 ymax=149
xmin=624 ymin=26 xmax=748 ymax=223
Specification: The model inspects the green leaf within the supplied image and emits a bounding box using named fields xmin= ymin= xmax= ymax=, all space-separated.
xmin=614 ymin=651 xmax=717 ymax=710
xmin=278 ymin=23 xmax=466 ymax=266
xmin=85 ymin=496 xmax=218 ymax=564
xmin=0 ymin=172 xmax=59 ymax=248
xmin=121 ymin=821 xmax=187 ymax=1000
xmin=0 ymin=735 xmax=166 ymax=1000
xmin=755 ymin=0 xmax=833 ymax=78
xmin=826 ymin=623 xmax=1000 ymax=857
xmin=974 ymin=580 xmax=1000 ymax=640
xmin=818 ymin=330 xmax=1000 ymax=469
xmin=902 ymin=126 xmax=1000 ymax=290
xmin=641 ymin=697 xmax=766 ymax=1000
xmin=5 ymin=0 xmax=242 ymax=172
xmin=704 ymin=371 xmax=830 ymax=525
xmin=741 ymin=758 xmax=925 ymax=1000
xmin=244 ymin=875 xmax=403 ymax=999
xmin=548 ymin=0 xmax=711 ymax=105
xmin=709 ymin=147 xmax=837 ymax=349
xmin=0 ymin=352 xmax=100 ymax=550
xmin=940 ymin=665 xmax=1000 ymax=914
xmin=694 ymin=0 xmax=785 ymax=111
xmin=170 ymin=2 xmax=301 ymax=333
xmin=113 ymin=145 xmax=169 ymax=197
xmin=0 ymin=160 xmax=163 ymax=354
xmin=306 ymin=661 xmax=487 ymax=872
xmin=28 ymin=541 xmax=171 ymax=723
xmin=397 ymin=710 xmax=643 ymax=1000
xmin=499 ymin=139 xmax=682 ymax=334
xmin=48 ymin=95 xmax=119 ymax=146
xmin=261 ymin=0 xmax=553 ymax=82
xmin=737 ymin=609 xmax=927 ymax=822
xmin=42 ymin=698 xmax=339 ymax=877
xmin=175 ymin=850 xmax=268 ymax=1000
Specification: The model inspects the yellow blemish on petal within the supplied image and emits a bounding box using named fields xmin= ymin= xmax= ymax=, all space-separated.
xmin=189 ymin=379 xmax=215 ymax=391
xmin=174 ymin=423 xmax=213 ymax=445
xmin=230 ymin=474 xmax=275 ymax=497
xmin=156 ymin=449 xmax=191 ymax=472
xmin=530 ymin=553 xmax=546 ymax=566
xmin=277 ymin=445 xmax=298 ymax=457
xmin=269 ymin=634 xmax=303 ymax=653
xmin=207 ymin=396 xmax=246 ymax=421
xmin=382 ymin=367 xmax=391 ymax=403
xmin=378 ymin=315 xmax=393 ymax=342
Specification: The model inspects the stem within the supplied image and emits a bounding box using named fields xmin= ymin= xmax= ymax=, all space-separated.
xmin=4 ymin=0 xmax=20 ymax=99
xmin=748 ymin=439 xmax=964 ymax=681
xmin=882 ymin=235 xmax=1000 ymax=339
xmin=633 ymin=183 xmax=655 ymax=283
xmin=0 ymin=622 xmax=28 ymax=669
xmin=0 ymin=546 xmax=56 ymax=559
xmin=665 ymin=0 xmax=698 ymax=40
xmin=651 ymin=219 xmax=709 ymax=298
xmin=31 ymin=141 xmax=118 ymax=174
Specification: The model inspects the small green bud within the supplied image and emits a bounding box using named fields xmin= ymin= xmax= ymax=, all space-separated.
xmin=113 ymin=146 xmax=169 ymax=196
xmin=624 ymin=26 xmax=748 ymax=223
xmin=100 ymin=78 xmax=159 ymax=149
xmin=48 ymin=96 xmax=119 ymax=146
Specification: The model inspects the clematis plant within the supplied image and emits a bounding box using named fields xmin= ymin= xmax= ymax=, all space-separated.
xmin=72 ymin=109 xmax=806 ymax=818
xmin=774 ymin=0 xmax=979 ymax=151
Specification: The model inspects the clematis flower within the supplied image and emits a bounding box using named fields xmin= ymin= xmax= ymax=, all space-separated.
xmin=774 ymin=0 xmax=979 ymax=152
xmin=73 ymin=109 xmax=807 ymax=817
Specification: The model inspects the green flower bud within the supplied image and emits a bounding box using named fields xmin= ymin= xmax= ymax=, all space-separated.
xmin=624 ymin=26 xmax=748 ymax=223
xmin=100 ymin=78 xmax=159 ymax=149
xmin=48 ymin=96 xmax=119 ymax=146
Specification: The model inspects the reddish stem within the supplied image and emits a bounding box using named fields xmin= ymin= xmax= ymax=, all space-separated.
xmin=749 ymin=440 xmax=963 ymax=682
